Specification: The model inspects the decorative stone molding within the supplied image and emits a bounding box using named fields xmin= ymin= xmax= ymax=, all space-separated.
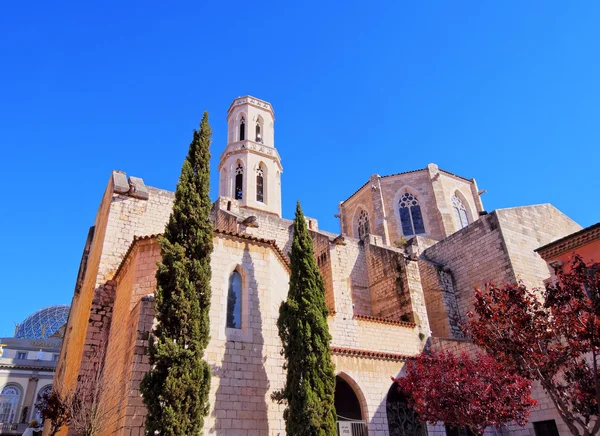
xmin=330 ymin=346 xmax=411 ymax=362
xmin=128 ymin=176 xmax=149 ymax=200
xmin=352 ymin=314 xmax=416 ymax=328
xmin=112 ymin=171 xmax=130 ymax=194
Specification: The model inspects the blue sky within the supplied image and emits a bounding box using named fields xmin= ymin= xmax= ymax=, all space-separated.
xmin=1 ymin=1 xmax=599 ymax=336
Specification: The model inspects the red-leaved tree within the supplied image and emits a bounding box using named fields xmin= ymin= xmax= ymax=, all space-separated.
xmin=468 ymin=255 xmax=600 ymax=436
xmin=394 ymin=351 xmax=537 ymax=436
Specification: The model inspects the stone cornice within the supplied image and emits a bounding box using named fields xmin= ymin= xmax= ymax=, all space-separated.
xmin=353 ymin=314 xmax=416 ymax=328
xmin=330 ymin=346 xmax=411 ymax=362
xmin=227 ymin=96 xmax=274 ymax=118
xmin=218 ymin=141 xmax=283 ymax=171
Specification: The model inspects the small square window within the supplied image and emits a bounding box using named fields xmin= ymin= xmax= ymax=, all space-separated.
xmin=533 ymin=420 xmax=559 ymax=436
xmin=52 ymin=354 xmax=59 ymax=362
xmin=16 ymin=352 xmax=27 ymax=360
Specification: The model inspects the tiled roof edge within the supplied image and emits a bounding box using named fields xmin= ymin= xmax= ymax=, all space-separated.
xmin=112 ymin=229 xmax=292 ymax=281
xmin=330 ymin=346 xmax=412 ymax=361
xmin=353 ymin=314 xmax=416 ymax=328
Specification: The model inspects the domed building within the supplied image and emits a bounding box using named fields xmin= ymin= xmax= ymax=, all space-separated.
xmin=0 ymin=305 xmax=69 ymax=434
xmin=14 ymin=305 xmax=70 ymax=340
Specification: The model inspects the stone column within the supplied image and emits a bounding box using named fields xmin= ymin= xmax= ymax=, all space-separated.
xmin=426 ymin=163 xmax=454 ymax=238
xmin=369 ymin=174 xmax=391 ymax=246
xmin=22 ymin=376 xmax=39 ymax=423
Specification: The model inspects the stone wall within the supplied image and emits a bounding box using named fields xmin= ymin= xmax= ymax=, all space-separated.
xmin=55 ymin=172 xmax=174 ymax=435
xmin=364 ymin=243 xmax=411 ymax=321
xmin=495 ymin=205 xmax=581 ymax=290
xmin=423 ymin=212 xmax=515 ymax=321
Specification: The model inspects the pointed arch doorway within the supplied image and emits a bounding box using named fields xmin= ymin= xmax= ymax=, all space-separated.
xmin=335 ymin=375 xmax=368 ymax=436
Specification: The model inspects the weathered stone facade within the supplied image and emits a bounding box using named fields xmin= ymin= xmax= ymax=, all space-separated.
xmin=52 ymin=96 xmax=584 ymax=436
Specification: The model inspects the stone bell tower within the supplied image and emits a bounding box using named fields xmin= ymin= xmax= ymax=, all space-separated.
xmin=218 ymin=96 xmax=283 ymax=216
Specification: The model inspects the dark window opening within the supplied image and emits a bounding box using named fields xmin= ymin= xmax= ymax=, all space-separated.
xmin=533 ymin=420 xmax=559 ymax=436
xmin=256 ymin=166 xmax=264 ymax=202
xmin=335 ymin=376 xmax=362 ymax=421
xmin=239 ymin=118 xmax=245 ymax=141
xmin=235 ymin=164 xmax=243 ymax=200
xmin=445 ymin=425 xmax=474 ymax=436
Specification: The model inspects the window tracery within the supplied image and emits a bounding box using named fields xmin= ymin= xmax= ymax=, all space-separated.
xmin=239 ymin=117 xmax=245 ymax=141
xmin=256 ymin=165 xmax=264 ymax=202
xmin=357 ymin=209 xmax=370 ymax=240
xmin=399 ymin=192 xmax=425 ymax=236
xmin=235 ymin=163 xmax=243 ymax=200
xmin=452 ymin=194 xmax=469 ymax=230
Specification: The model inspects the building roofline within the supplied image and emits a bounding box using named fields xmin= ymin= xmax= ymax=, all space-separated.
xmin=535 ymin=221 xmax=600 ymax=258
xmin=226 ymin=96 xmax=275 ymax=119
xmin=112 ymin=229 xmax=291 ymax=281
xmin=340 ymin=166 xmax=473 ymax=205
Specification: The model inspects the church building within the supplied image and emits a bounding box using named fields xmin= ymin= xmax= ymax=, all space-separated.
xmin=53 ymin=96 xmax=582 ymax=436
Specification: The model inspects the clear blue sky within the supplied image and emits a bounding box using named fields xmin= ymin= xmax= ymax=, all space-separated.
xmin=1 ymin=1 xmax=599 ymax=336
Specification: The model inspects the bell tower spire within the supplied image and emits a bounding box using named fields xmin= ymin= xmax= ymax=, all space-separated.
xmin=218 ymin=96 xmax=283 ymax=216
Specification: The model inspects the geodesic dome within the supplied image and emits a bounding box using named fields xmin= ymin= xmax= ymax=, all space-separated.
xmin=14 ymin=305 xmax=70 ymax=339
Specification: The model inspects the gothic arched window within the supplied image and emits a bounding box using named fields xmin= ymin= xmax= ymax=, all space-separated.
xmin=452 ymin=194 xmax=469 ymax=230
xmin=399 ymin=192 xmax=425 ymax=236
xmin=255 ymin=123 xmax=262 ymax=143
xmin=256 ymin=165 xmax=264 ymax=203
xmin=226 ymin=271 xmax=242 ymax=329
xmin=235 ymin=163 xmax=243 ymax=200
xmin=0 ymin=385 xmax=21 ymax=424
xmin=239 ymin=117 xmax=246 ymax=141
xmin=357 ymin=210 xmax=370 ymax=240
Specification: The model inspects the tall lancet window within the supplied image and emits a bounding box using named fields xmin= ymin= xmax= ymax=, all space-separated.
xmin=256 ymin=165 xmax=264 ymax=202
xmin=452 ymin=194 xmax=469 ymax=230
xmin=235 ymin=163 xmax=243 ymax=200
xmin=255 ymin=122 xmax=262 ymax=143
xmin=239 ymin=117 xmax=245 ymax=141
xmin=357 ymin=209 xmax=370 ymax=240
xmin=399 ymin=192 xmax=425 ymax=236
xmin=226 ymin=271 xmax=242 ymax=329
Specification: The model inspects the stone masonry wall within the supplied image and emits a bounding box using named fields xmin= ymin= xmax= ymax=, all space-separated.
xmin=56 ymin=175 xmax=115 ymax=413
xmin=496 ymin=205 xmax=581 ymax=291
xmin=55 ymin=172 xmax=174 ymax=436
xmin=99 ymin=238 xmax=161 ymax=435
xmin=423 ymin=212 xmax=515 ymax=321
xmin=310 ymin=230 xmax=335 ymax=312
xmin=365 ymin=243 xmax=413 ymax=321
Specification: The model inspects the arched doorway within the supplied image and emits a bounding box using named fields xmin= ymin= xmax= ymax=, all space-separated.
xmin=386 ymin=383 xmax=427 ymax=436
xmin=335 ymin=375 xmax=367 ymax=436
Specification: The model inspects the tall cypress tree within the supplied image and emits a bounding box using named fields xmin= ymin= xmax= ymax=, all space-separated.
xmin=274 ymin=202 xmax=337 ymax=435
xmin=141 ymin=112 xmax=213 ymax=436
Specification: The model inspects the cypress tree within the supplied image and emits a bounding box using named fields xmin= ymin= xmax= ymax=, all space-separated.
xmin=141 ymin=112 xmax=213 ymax=436
xmin=273 ymin=202 xmax=337 ymax=435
